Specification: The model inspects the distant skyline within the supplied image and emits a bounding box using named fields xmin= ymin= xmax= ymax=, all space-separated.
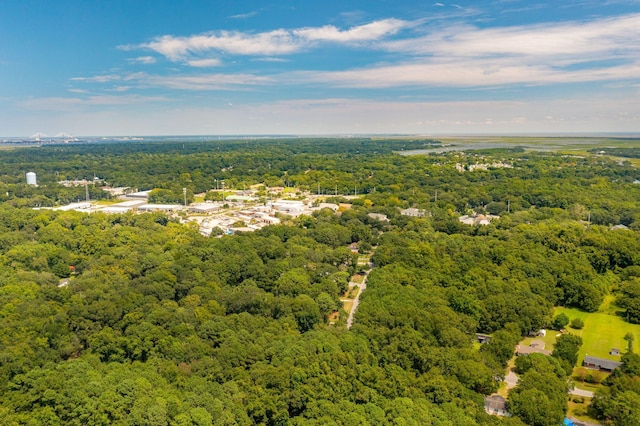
xmin=1 ymin=0 xmax=639 ymax=136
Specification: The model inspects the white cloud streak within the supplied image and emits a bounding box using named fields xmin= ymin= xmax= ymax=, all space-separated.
xmin=134 ymin=19 xmax=409 ymax=61
xmin=185 ymin=58 xmax=222 ymax=67
xmin=129 ymin=56 xmax=157 ymax=64
xmin=101 ymin=13 xmax=640 ymax=90
xmin=303 ymin=13 xmax=640 ymax=88
xmin=383 ymin=13 xmax=640 ymax=60
xmin=142 ymin=73 xmax=272 ymax=90
xmin=18 ymin=95 xmax=168 ymax=111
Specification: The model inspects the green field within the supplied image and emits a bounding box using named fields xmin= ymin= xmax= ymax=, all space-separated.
xmin=554 ymin=306 xmax=640 ymax=365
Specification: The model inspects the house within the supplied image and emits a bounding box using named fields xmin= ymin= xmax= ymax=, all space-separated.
xmin=484 ymin=395 xmax=508 ymax=416
xmin=459 ymin=213 xmax=500 ymax=226
xmin=583 ymin=355 xmax=622 ymax=372
xmin=609 ymin=224 xmax=630 ymax=231
xmin=610 ymin=348 xmax=621 ymax=356
xmin=318 ymin=203 xmax=339 ymax=211
xmin=400 ymin=207 xmax=426 ymax=217
xmin=515 ymin=341 xmax=551 ymax=356
xmin=476 ymin=333 xmax=491 ymax=344
xmin=367 ymin=213 xmax=389 ymax=222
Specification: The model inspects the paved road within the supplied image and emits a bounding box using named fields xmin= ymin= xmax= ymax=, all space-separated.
xmin=504 ymin=371 xmax=519 ymax=389
xmin=346 ymin=262 xmax=373 ymax=329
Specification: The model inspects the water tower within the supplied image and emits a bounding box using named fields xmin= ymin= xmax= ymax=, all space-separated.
xmin=26 ymin=172 xmax=37 ymax=186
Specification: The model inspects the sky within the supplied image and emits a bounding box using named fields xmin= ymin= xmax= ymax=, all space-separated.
xmin=1 ymin=0 xmax=639 ymax=136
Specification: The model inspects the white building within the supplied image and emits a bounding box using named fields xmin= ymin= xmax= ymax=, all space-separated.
xmin=138 ymin=204 xmax=181 ymax=212
xmin=26 ymin=172 xmax=37 ymax=186
xmin=189 ymin=202 xmax=222 ymax=213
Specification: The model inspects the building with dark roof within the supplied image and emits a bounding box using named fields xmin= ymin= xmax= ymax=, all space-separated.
xmin=583 ymin=355 xmax=622 ymax=372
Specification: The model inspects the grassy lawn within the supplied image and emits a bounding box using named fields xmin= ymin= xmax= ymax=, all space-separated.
xmin=554 ymin=306 xmax=640 ymax=365
xmin=94 ymin=199 xmax=123 ymax=205
xmin=351 ymin=274 xmax=365 ymax=284
xmin=521 ymin=330 xmax=559 ymax=351
xmin=357 ymin=256 xmax=370 ymax=266
xmin=348 ymin=286 xmax=361 ymax=299
xmin=567 ymin=397 xmax=598 ymax=423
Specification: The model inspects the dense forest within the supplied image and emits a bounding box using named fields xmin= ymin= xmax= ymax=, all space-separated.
xmin=1 ymin=138 xmax=640 ymax=425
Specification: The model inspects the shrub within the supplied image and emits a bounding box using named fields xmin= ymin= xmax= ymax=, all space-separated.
xmin=570 ymin=318 xmax=585 ymax=329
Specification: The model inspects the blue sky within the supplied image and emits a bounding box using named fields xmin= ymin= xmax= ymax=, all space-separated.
xmin=1 ymin=0 xmax=639 ymax=136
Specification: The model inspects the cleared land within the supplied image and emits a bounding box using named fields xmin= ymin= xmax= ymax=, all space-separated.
xmin=554 ymin=306 xmax=640 ymax=364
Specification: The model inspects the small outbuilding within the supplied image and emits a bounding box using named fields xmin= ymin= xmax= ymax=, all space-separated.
xmin=476 ymin=333 xmax=491 ymax=344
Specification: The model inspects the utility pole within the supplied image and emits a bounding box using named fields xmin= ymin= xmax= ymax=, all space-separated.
xmin=507 ymin=200 xmax=510 ymax=214
xmin=434 ymin=190 xmax=438 ymax=203
xmin=222 ymin=181 xmax=225 ymax=202
xmin=183 ymin=187 xmax=187 ymax=207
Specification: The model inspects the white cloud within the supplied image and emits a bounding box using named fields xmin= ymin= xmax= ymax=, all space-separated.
xmin=143 ymin=73 xmax=272 ymax=90
xmin=299 ymin=58 xmax=640 ymax=88
xmin=129 ymin=56 xmax=157 ymax=64
xmin=142 ymin=30 xmax=301 ymax=60
xmin=297 ymin=13 xmax=640 ymax=89
xmin=136 ymin=19 xmax=410 ymax=61
xmin=383 ymin=13 xmax=640 ymax=60
xmin=251 ymin=57 xmax=289 ymax=62
xmin=292 ymin=19 xmax=407 ymax=42
xmin=185 ymin=58 xmax=222 ymax=67
xmin=229 ymin=11 xmax=258 ymax=19
xmin=70 ymin=74 xmax=121 ymax=83
xmin=18 ymin=95 xmax=168 ymax=111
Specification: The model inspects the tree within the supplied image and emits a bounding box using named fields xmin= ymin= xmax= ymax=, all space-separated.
xmin=509 ymin=369 xmax=567 ymax=426
xmin=551 ymin=313 xmax=569 ymax=330
xmin=291 ymin=295 xmax=322 ymax=332
xmin=552 ymin=333 xmax=583 ymax=374
xmin=624 ymin=332 xmax=635 ymax=353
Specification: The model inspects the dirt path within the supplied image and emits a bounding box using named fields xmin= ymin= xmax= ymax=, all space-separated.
xmin=346 ymin=261 xmax=373 ymax=329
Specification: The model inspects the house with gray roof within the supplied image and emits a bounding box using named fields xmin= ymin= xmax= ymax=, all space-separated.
xmin=583 ymin=355 xmax=622 ymax=372
xmin=484 ymin=395 xmax=508 ymax=416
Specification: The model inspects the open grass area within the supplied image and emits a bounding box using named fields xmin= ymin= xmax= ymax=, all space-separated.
xmin=348 ymin=286 xmax=361 ymax=299
xmin=94 ymin=199 xmax=124 ymax=205
xmin=567 ymin=397 xmax=597 ymax=424
xmin=554 ymin=306 xmax=640 ymax=365
xmin=351 ymin=274 xmax=365 ymax=284
xmin=521 ymin=330 xmax=559 ymax=350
